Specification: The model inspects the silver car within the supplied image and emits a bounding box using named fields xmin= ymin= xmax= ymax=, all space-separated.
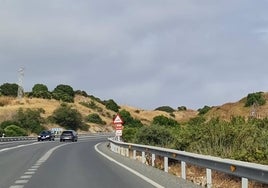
xmin=60 ymin=130 xmax=78 ymax=142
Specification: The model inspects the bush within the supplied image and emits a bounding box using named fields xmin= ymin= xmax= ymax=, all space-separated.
xmin=245 ymin=92 xmax=266 ymax=107
xmin=177 ymin=106 xmax=187 ymax=111
xmin=87 ymin=113 xmax=106 ymax=125
xmin=14 ymin=108 xmax=45 ymax=134
xmin=118 ymin=109 xmax=143 ymax=128
xmin=51 ymin=103 xmax=84 ymax=131
xmin=0 ymin=83 xmax=18 ymax=97
xmin=154 ymin=106 xmax=175 ymax=113
xmin=4 ymin=125 xmax=27 ymax=136
xmin=197 ymin=105 xmax=211 ymax=115
xmin=104 ymin=99 xmax=120 ymax=112
xmin=135 ymin=125 xmax=174 ymax=147
xmin=31 ymin=84 xmax=52 ymax=99
xmin=52 ymin=84 xmax=74 ymax=102
xmin=152 ymin=115 xmax=179 ymax=127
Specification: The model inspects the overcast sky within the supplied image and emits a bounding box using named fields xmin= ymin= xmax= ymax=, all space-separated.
xmin=1 ymin=1 xmax=268 ymax=110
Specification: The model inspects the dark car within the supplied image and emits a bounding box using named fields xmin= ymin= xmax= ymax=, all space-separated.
xmin=60 ymin=130 xmax=78 ymax=142
xmin=38 ymin=130 xmax=55 ymax=141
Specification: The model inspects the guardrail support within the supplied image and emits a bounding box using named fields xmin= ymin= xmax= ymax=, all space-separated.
xmin=133 ymin=150 xmax=136 ymax=160
xmin=164 ymin=156 xmax=168 ymax=172
xmin=142 ymin=151 xmax=146 ymax=164
xmin=206 ymin=168 xmax=212 ymax=188
xmin=242 ymin=178 xmax=248 ymax=188
xmin=152 ymin=153 xmax=155 ymax=167
xmin=181 ymin=161 xmax=186 ymax=179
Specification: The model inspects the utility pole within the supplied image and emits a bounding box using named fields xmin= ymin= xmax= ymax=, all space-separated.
xmin=17 ymin=67 xmax=25 ymax=100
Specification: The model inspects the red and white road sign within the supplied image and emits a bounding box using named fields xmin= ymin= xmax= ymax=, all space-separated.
xmin=113 ymin=114 xmax=124 ymax=124
xmin=115 ymin=124 xmax=123 ymax=130
xmin=115 ymin=129 xmax=122 ymax=136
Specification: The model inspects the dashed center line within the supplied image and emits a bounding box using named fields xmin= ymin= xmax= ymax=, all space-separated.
xmin=9 ymin=144 xmax=66 ymax=188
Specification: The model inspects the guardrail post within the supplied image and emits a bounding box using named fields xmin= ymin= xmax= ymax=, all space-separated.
xmin=181 ymin=161 xmax=186 ymax=179
xmin=152 ymin=153 xmax=155 ymax=167
xmin=126 ymin=148 xmax=129 ymax=157
xmin=242 ymin=178 xmax=248 ymax=188
xmin=133 ymin=150 xmax=136 ymax=160
xmin=164 ymin=156 xmax=168 ymax=172
xmin=206 ymin=168 xmax=212 ymax=188
xmin=142 ymin=151 xmax=146 ymax=164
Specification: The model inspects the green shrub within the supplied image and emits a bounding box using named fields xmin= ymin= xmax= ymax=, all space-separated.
xmin=154 ymin=106 xmax=175 ymax=113
xmin=50 ymin=103 xmax=84 ymax=131
xmin=4 ymin=125 xmax=27 ymax=136
xmin=0 ymin=83 xmax=18 ymax=97
xmin=87 ymin=113 xmax=106 ymax=125
xmin=177 ymin=106 xmax=187 ymax=111
xmin=197 ymin=105 xmax=211 ymax=115
xmin=104 ymin=99 xmax=120 ymax=112
xmin=135 ymin=125 xmax=174 ymax=147
xmin=152 ymin=115 xmax=179 ymax=127
xmin=245 ymin=92 xmax=266 ymax=107
xmin=52 ymin=84 xmax=74 ymax=102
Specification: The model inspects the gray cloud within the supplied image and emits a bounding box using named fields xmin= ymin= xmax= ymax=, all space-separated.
xmin=1 ymin=0 xmax=268 ymax=110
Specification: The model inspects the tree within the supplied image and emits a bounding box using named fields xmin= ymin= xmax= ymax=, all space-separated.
xmin=0 ymin=83 xmax=18 ymax=97
xmin=52 ymin=84 xmax=75 ymax=102
xmin=87 ymin=113 xmax=106 ymax=125
xmin=245 ymin=92 xmax=266 ymax=107
xmin=152 ymin=115 xmax=179 ymax=127
xmin=4 ymin=125 xmax=27 ymax=136
xmin=31 ymin=84 xmax=51 ymax=99
xmin=197 ymin=105 xmax=211 ymax=115
xmin=119 ymin=109 xmax=143 ymax=127
xmin=14 ymin=108 xmax=45 ymax=134
xmin=154 ymin=106 xmax=175 ymax=113
xmin=105 ymin=99 xmax=120 ymax=112
xmin=51 ymin=103 xmax=83 ymax=131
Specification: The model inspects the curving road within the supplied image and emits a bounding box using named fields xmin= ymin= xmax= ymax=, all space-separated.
xmin=0 ymin=136 xmax=200 ymax=188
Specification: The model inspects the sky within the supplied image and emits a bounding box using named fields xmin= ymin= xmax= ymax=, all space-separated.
xmin=1 ymin=0 xmax=268 ymax=110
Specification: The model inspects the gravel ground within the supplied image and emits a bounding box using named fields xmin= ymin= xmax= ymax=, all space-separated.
xmin=97 ymin=142 xmax=202 ymax=188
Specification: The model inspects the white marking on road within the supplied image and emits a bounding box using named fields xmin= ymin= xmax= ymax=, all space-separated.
xmin=24 ymin=171 xmax=35 ymax=175
xmin=9 ymin=185 xmax=24 ymax=188
xmin=95 ymin=143 xmax=165 ymax=188
xmin=0 ymin=142 xmax=40 ymax=153
xmin=15 ymin=180 xmax=28 ymax=184
xmin=9 ymin=144 xmax=67 ymax=188
xmin=20 ymin=175 xmax=32 ymax=179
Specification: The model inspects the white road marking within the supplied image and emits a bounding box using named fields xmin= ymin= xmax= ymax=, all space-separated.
xmin=9 ymin=185 xmax=24 ymax=188
xmin=0 ymin=142 xmax=40 ymax=153
xmin=20 ymin=175 xmax=32 ymax=179
xmin=95 ymin=143 xmax=165 ymax=188
xmin=9 ymin=144 xmax=67 ymax=188
xmin=15 ymin=180 xmax=28 ymax=184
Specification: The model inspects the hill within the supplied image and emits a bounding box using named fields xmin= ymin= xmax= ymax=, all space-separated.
xmin=1 ymin=92 xmax=268 ymax=133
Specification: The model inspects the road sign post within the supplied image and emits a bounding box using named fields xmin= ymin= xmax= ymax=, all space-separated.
xmin=113 ymin=114 xmax=124 ymax=141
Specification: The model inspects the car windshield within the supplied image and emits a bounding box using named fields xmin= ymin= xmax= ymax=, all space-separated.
xmin=40 ymin=131 xmax=49 ymax=134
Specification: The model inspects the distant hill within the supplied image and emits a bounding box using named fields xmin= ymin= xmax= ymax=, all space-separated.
xmin=1 ymin=92 xmax=268 ymax=133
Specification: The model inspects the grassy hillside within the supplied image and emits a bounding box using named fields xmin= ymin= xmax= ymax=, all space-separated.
xmin=1 ymin=92 xmax=268 ymax=133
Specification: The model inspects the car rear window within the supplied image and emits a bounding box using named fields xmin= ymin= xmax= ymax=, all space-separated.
xmin=62 ymin=131 xmax=73 ymax=135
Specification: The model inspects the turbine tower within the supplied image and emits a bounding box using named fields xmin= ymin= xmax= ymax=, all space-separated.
xmin=17 ymin=67 xmax=25 ymax=100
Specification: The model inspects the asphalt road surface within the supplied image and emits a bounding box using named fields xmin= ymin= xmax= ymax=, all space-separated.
xmin=0 ymin=136 xmax=201 ymax=188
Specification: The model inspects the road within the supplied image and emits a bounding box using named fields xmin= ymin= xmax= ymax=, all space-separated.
xmin=0 ymin=136 xmax=201 ymax=188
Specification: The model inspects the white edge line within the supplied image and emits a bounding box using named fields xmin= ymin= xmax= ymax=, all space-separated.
xmin=94 ymin=143 xmax=165 ymax=188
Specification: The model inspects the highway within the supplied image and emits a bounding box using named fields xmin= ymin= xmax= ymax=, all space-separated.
xmin=0 ymin=136 xmax=201 ymax=188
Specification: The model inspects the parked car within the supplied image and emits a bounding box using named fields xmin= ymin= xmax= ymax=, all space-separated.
xmin=60 ymin=130 xmax=78 ymax=142
xmin=37 ymin=130 xmax=55 ymax=141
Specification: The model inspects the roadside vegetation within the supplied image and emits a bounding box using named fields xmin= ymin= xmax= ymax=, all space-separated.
xmin=0 ymin=82 xmax=267 ymax=165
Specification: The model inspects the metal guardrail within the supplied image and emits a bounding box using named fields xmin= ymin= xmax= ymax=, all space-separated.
xmin=108 ymin=138 xmax=268 ymax=188
xmin=0 ymin=132 xmax=113 ymax=142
